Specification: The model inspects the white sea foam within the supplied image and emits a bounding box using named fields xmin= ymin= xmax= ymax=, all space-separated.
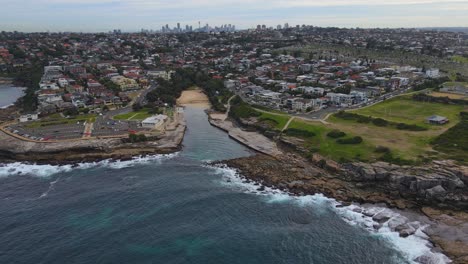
xmin=208 ymin=164 xmax=451 ymax=264
xmin=0 ymin=153 xmax=179 ymax=178
xmin=0 ymin=103 xmax=14 ymax=109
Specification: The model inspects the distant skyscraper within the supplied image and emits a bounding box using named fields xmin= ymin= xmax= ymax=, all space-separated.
xmin=284 ymin=23 xmax=289 ymax=29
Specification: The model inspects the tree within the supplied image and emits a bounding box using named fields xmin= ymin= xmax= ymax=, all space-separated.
xmin=132 ymin=103 xmax=143 ymax=111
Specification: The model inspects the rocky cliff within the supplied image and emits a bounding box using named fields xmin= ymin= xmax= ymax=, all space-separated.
xmin=343 ymin=160 xmax=468 ymax=209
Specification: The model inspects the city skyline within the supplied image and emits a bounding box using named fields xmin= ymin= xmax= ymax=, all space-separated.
xmin=1 ymin=0 xmax=468 ymax=32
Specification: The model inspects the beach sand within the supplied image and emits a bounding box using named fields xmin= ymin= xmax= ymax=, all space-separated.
xmin=177 ymin=89 xmax=211 ymax=108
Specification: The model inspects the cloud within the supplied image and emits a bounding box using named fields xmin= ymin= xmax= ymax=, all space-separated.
xmin=0 ymin=0 xmax=467 ymax=31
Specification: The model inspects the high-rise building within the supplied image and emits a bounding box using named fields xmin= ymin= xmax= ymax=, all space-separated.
xmin=284 ymin=23 xmax=289 ymax=29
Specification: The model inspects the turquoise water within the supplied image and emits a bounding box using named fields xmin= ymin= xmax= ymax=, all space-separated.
xmin=0 ymin=107 xmax=418 ymax=264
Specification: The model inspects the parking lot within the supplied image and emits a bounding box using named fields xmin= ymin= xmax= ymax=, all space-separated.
xmin=8 ymin=122 xmax=87 ymax=141
xmin=92 ymin=116 xmax=145 ymax=137
xmin=6 ymin=114 xmax=148 ymax=141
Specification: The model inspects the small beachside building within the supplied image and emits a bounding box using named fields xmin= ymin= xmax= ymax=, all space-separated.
xmin=426 ymin=115 xmax=449 ymax=125
xmin=19 ymin=113 xmax=39 ymax=122
xmin=141 ymin=115 xmax=168 ymax=130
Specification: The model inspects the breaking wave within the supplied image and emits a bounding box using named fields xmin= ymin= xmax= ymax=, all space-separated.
xmin=208 ymin=164 xmax=451 ymax=264
xmin=0 ymin=153 xmax=179 ymax=178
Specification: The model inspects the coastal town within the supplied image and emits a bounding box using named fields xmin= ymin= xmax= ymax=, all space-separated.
xmin=0 ymin=26 xmax=467 ymax=143
xmin=1 ymin=24 xmax=468 ymax=263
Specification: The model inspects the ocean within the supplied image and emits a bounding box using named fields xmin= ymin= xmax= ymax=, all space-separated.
xmin=0 ymin=85 xmax=25 ymax=108
xmin=0 ymin=107 xmax=447 ymax=264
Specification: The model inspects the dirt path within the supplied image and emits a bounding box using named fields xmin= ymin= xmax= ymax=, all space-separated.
xmin=282 ymin=117 xmax=295 ymax=132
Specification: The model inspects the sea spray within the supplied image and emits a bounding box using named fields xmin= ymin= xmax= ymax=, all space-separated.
xmin=207 ymin=163 xmax=451 ymax=264
xmin=0 ymin=153 xmax=179 ymax=178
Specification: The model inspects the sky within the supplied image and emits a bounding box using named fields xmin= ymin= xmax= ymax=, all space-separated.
xmin=1 ymin=0 xmax=468 ymax=32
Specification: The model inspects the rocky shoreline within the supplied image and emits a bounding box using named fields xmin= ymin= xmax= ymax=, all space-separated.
xmin=205 ymin=111 xmax=468 ymax=263
xmin=0 ymin=117 xmax=186 ymax=165
xmin=219 ymin=154 xmax=468 ymax=263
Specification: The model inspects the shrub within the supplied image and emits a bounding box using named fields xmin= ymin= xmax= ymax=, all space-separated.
xmin=258 ymin=117 xmax=279 ymax=125
xmin=372 ymin=118 xmax=388 ymax=127
xmin=230 ymin=103 xmax=260 ymax=119
xmin=132 ymin=103 xmax=143 ymax=111
xmin=128 ymin=133 xmax=147 ymax=143
xmin=336 ymin=136 xmax=363 ymax=145
xmin=148 ymin=107 xmax=163 ymax=115
xmin=375 ymin=146 xmax=391 ymax=153
xmin=432 ymin=112 xmax=468 ymax=152
xmin=284 ymin=128 xmax=316 ymax=138
xmin=396 ymin=123 xmax=427 ymax=131
xmin=357 ymin=116 xmax=372 ymax=123
xmin=327 ymin=129 xmax=346 ymax=138
xmin=379 ymin=152 xmax=415 ymax=166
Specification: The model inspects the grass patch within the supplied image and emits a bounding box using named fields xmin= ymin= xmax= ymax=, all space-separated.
xmin=258 ymin=112 xmax=289 ymax=130
xmin=114 ymin=108 xmax=153 ymax=120
xmin=430 ymin=92 xmax=467 ymax=100
xmin=432 ymin=112 xmax=468 ymax=162
xmin=351 ymin=97 xmax=465 ymax=129
xmin=287 ymin=119 xmax=378 ymax=162
xmin=284 ymin=128 xmax=316 ymax=138
xmin=452 ymin=55 xmax=468 ymax=64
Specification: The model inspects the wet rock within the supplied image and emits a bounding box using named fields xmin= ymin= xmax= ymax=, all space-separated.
xmin=387 ymin=215 xmax=408 ymax=230
xmin=395 ymin=223 xmax=417 ymax=238
xmin=372 ymin=211 xmax=393 ymax=223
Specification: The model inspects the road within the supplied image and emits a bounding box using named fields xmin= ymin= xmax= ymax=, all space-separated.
xmin=280 ymin=86 xmax=413 ymax=121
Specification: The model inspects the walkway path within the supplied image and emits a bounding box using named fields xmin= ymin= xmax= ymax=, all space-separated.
xmin=223 ymin=95 xmax=237 ymax=121
xmin=253 ymin=107 xmax=330 ymax=125
xmin=83 ymin=122 xmax=93 ymax=138
xmin=282 ymin=117 xmax=295 ymax=132
xmin=209 ymin=118 xmax=283 ymax=157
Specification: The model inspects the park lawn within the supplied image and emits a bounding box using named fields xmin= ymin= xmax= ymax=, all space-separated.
xmin=258 ymin=112 xmax=290 ymax=130
xmin=452 ymin=55 xmax=468 ymax=64
xmin=25 ymin=114 xmax=97 ymax=128
xmin=430 ymin=92 xmax=468 ymax=100
xmin=114 ymin=108 xmax=152 ymax=121
xmin=327 ymin=115 xmax=440 ymax=161
xmin=350 ymin=97 xmax=465 ymax=130
xmin=288 ymin=119 xmax=380 ymax=162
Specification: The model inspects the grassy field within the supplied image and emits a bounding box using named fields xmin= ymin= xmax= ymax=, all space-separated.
xmin=287 ymin=119 xmax=379 ymax=162
xmin=350 ymin=96 xmax=465 ymax=129
xmin=327 ymin=115 xmax=437 ymax=161
xmin=257 ymin=112 xmax=290 ymax=130
xmin=452 ymin=55 xmax=468 ymax=64
xmin=430 ymin=92 xmax=467 ymax=100
xmin=114 ymin=109 xmax=153 ymax=121
xmin=252 ymin=95 xmax=467 ymax=163
xmin=444 ymin=81 xmax=468 ymax=87
xmin=333 ymin=97 xmax=466 ymax=161
xmin=25 ymin=114 xmax=97 ymax=128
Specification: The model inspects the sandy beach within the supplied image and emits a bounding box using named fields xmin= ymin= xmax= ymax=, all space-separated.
xmin=177 ymin=89 xmax=211 ymax=108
